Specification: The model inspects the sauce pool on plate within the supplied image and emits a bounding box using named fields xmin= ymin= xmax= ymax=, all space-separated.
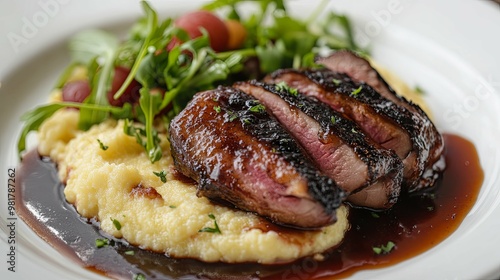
xmin=15 ymin=134 xmax=483 ymax=279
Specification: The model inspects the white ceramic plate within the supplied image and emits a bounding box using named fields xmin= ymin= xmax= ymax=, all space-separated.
xmin=1 ymin=1 xmax=500 ymax=279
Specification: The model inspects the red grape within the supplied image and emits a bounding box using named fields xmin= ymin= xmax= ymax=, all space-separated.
xmin=174 ymin=10 xmax=229 ymax=52
xmin=107 ymin=66 xmax=141 ymax=107
xmin=62 ymin=80 xmax=91 ymax=103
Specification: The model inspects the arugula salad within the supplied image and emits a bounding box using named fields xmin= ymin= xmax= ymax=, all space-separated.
xmin=18 ymin=0 xmax=364 ymax=163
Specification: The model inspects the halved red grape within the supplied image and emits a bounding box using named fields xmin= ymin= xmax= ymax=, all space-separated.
xmin=62 ymin=80 xmax=91 ymax=103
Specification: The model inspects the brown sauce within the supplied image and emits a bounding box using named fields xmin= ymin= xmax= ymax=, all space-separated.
xmin=15 ymin=134 xmax=483 ymax=279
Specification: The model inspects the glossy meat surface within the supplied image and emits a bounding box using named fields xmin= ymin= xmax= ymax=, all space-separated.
xmin=169 ymin=87 xmax=346 ymax=228
xmin=236 ymin=81 xmax=403 ymax=208
xmin=317 ymin=51 xmax=445 ymax=191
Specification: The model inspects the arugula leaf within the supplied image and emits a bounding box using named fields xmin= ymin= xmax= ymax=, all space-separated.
xmin=69 ymin=29 xmax=120 ymax=130
xmin=69 ymin=29 xmax=119 ymax=64
xmin=255 ymin=40 xmax=289 ymax=73
xmin=136 ymin=51 xmax=169 ymax=88
xmin=17 ymin=102 xmax=133 ymax=158
xmin=139 ymin=87 xmax=163 ymax=163
xmin=17 ymin=104 xmax=65 ymax=158
xmin=114 ymin=1 xmax=159 ymax=101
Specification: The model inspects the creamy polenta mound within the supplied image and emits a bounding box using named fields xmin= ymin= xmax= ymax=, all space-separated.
xmin=37 ymin=108 xmax=349 ymax=264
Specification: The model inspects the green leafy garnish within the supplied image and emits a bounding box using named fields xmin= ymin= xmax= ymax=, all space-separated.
xmin=169 ymin=205 xmax=177 ymax=209
xmin=330 ymin=116 xmax=337 ymax=125
xmin=153 ymin=170 xmax=167 ymax=183
xmin=97 ymin=139 xmax=109 ymax=151
xmin=111 ymin=218 xmax=122 ymax=230
xmin=373 ymin=241 xmax=396 ymax=255
xmin=198 ymin=213 xmax=222 ymax=234
xmin=351 ymin=85 xmax=363 ymax=96
xmin=275 ymin=81 xmax=298 ymax=96
xmin=17 ymin=102 xmax=132 ymax=158
xmin=414 ymin=85 xmax=425 ymax=95
xmin=123 ymin=119 xmax=162 ymax=163
xmin=95 ymin=238 xmax=110 ymax=248
xmin=226 ymin=111 xmax=239 ymax=122
xmin=133 ymin=273 xmax=146 ymax=280
xmin=124 ymin=250 xmax=135 ymax=256
xmin=69 ymin=29 xmax=120 ymax=130
xmin=332 ymin=78 xmax=341 ymax=86
xmin=18 ymin=0 xmax=366 ymax=164
xmin=249 ymin=103 xmax=266 ymax=113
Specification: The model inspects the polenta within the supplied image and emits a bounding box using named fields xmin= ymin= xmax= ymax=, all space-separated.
xmin=37 ymin=108 xmax=349 ymax=264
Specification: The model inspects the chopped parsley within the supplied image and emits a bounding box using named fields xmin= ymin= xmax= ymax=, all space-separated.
xmin=95 ymin=238 xmax=110 ymax=248
xmin=153 ymin=170 xmax=167 ymax=183
xmin=124 ymin=250 xmax=135 ymax=256
xmin=330 ymin=116 xmax=337 ymax=125
xmin=133 ymin=273 xmax=146 ymax=280
xmin=97 ymin=139 xmax=109 ymax=151
xmin=242 ymin=118 xmax=252 ymax=124
xmin=373 ymin=241 xmax=396 ymax=255
xmin=275 ymin=81 xmax=298 ymax=96
xmin=351 ymin=85 xmax=363 ymax=96
xmin=111 ymin=218 xmax=122 ymax=230
xmin=213 ymin=105 xmax=221 ymax=113
xmin=169 ymin=205 xmax=177 ymax=209
xmin=414 ymin=85 xmax=425 ymax=95
xmin=249 ymin=103 xmax=266 ymax=113
xmin=370 ymin=212 xmax=380 ymax=218
xmin=332 ymin=78 xmax=341 ymax=86
xmin=226 ymin=111 xmax=239 ymax=122
xmin=198 ymin=213 xmax=222 ymax=234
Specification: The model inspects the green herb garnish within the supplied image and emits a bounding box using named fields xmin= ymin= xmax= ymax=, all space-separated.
xmin=330 ymin=116 xmax=336 ymax=125
xmin=133 ymin=273 xmax=146 ymax=280
xmin=95 ymin=238 xmax=110 ymax=248
xmin=124 ymin=250 xmax=135 ymax=256
xmin=198 ymin=213 xmax=222 ymax=234
xmin=373 ymin=241 xmax=396 ymax=255
xmin=275 ymin=81 xmax=298 ymax=96
xmin=249 ymin=103 xmax=266 ymax=113
xmin=123 ymin=119 xmax=162 ymax=163
xmin=153 ymin=170 xmax=167 ymax=183
xmin=97 ymin=139 xmax=109 ymax=151
xmin=226 ymin=111 xmax=239 ymax=122
xmin=111 ymin=218 xmax=122 ymax=230
xmin=332 ymin=78 xmax=341 ymax=86
xmin=213 ymin=106 xmax=221 ymax=113
xmin=414 ymin=85 xmax=425 ymax=95
xmin=351 ymin=85 xmax=363 ymax=96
